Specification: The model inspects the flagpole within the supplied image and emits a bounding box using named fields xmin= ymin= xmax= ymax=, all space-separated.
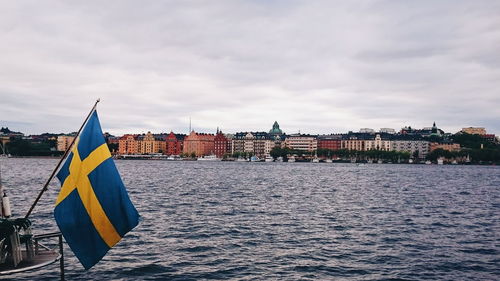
xmin=25 ymin=99 xmax=100 ymax=219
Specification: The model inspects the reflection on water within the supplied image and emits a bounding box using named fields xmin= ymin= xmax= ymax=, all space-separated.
xmin=1 ymin=158 xmax=499 ymax=280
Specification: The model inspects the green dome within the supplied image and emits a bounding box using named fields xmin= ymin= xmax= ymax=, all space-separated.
xmin=269 ymin=121 xmax=283 ymax=135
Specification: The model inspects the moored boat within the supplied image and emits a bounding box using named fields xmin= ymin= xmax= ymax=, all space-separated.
xmin=0 ymin=161 xmax=62 ymax=277
xmin=197 ymin=155 xmax=220 ymax=161
xmin=250 ymin=156 xmax=261 ymax=162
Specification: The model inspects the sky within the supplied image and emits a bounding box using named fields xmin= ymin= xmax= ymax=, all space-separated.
xmin=1 ymin=0 xmax=499 ymax=136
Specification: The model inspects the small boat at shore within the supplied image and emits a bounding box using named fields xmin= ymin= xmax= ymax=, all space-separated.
xmin=197 ymin=155 xmax=220 ymax=161
xmin=250 ymin=156 xmax=262 ymax=162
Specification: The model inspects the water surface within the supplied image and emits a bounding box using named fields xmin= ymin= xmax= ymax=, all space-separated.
xmin=1 ymin=159 xmax=499 ymax=280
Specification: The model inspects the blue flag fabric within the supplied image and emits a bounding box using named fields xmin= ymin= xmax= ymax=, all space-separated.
xmin=55 ymin=111 xmax=139 ymax=269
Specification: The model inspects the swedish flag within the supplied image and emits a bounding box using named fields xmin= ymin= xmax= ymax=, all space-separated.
xmin=54 ymin=111 xmax=139 ymax=269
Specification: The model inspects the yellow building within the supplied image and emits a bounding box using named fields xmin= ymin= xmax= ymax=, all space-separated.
xmin=341 ymin=139 xmax=366 ymax=151
xmin=365 ymin=134 xmax=391 ymax=151
xmin=461 ymin=127 xmax=486 ymax=135
xmin=57 ymin=135 xmax=75 ymax=151
xmin=138 ymin=132 xmax=163 ymax=154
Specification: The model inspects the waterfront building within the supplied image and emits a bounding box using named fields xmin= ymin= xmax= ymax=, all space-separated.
xmin=57 ymin=135 xmax=76 ymax=151
xmin=341 ymin=138 xmax=365 ymax=151
xmin=365 ymin=134 xmax=391 ymax=151
xmin=391 ymin=139 xmax=430 ymax=159
xmin=461 ymin=127 xmax=486 ymax=135
xmin=183 ymin=131 xmax=215 ymax=157
xmin=268 ymin=121 xmax=286 ymax=147
xmin=269 ymin=121 xmax=284 ymax=137
xmin=232 ymin=132 xmax=273 ymax=157
xmin=430 ymin=142 xmax=460 ymax=152
xmin=214 ymin=130 xmax=230 ymax=158
xmin=317 ymin=134 xmax=342 ymax=150
xmin=264 ymin=140 xmax=275 ymax=157
xmin=165 ymin=132 xmax=185 ymax=156
xmin=136 ymin=132 xmax=165 ymax=154
xmin=118 ymin=134 xmax=139 ymax=154
xmin=284 ymin=134 xmax=317 ymax=151
xmin=340 ymin=133 xmax=373 ymax=151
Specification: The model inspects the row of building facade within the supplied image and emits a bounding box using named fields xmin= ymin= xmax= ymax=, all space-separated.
xmin=51 ymin=122 xmax=497 ymax=160
xmin=98 ymin=122 xmax=467 ymax=159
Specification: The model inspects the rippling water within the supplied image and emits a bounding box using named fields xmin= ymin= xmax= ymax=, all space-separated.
xmin=1 ymin=158 xmax=499 ymax=280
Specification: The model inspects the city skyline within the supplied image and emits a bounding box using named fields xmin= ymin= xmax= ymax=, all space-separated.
xmin=1 ymin=1 xmax=499 ymax=135
xmin=1 ymin=119 xmax=492 ymax=137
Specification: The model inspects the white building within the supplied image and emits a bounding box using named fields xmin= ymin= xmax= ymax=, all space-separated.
xmin=359 ymin=128 xmax=375 ymax=134
xmin=284 ymin=134 xmax=317 ymax=151
xmin=391 ymin=140 xmax=430 ymax=159
xmin=264 ymin=140 xmax=275 ymax=156
xmin=380 ymin=128 xmax=396 ymax=134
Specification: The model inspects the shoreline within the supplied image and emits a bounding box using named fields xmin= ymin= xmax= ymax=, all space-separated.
xmin=3 ymin=156 xmax=497 ymax=166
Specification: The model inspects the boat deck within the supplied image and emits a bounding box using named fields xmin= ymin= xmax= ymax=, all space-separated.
xmin=0 ymin=247 xmax=60 ymax=275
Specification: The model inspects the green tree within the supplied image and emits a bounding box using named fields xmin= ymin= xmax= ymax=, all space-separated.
xmin=412 ymin=150 xmax=420 ymax=159
xmin=107 ymin=143 xmax=118 ymax=152
xmin=452 ymin=133 xmax=495 ymax=149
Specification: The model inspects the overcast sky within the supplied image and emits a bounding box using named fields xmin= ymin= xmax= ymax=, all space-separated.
xmin=1 ymin=1 xmax=499 ymax=136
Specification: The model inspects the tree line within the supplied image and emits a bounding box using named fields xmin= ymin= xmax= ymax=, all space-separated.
xmin=270 ymin=146 xmax=411 ymax=162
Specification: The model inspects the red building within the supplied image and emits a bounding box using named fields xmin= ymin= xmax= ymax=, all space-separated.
xmin=214 ymin=130 xmax=230 ymax=158
xmin=317 ymin=135 xmax=342 ymax=150
xmin=165 ymin=132 xmax=185 ymax=156
xmin=183 ymin=131 xmax=215 ymax=157
xmin=481 ymin=134 xmax=496 ymax=143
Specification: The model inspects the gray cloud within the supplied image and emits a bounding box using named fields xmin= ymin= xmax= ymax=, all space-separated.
xmin=1 ymin=0 xmax=499 ymax=136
